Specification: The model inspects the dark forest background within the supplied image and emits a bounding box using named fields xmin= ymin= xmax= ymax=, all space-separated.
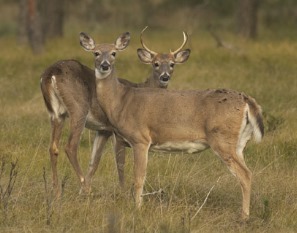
xmin=1 ymin=0 xmax=297 ymax=53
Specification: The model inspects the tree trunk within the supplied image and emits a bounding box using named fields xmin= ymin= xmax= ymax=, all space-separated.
xmin=17 ymin=0 xmax=65 ymax=53
xmin=41 ymin=0 xmax=65 ymax=39
xmin=27 ymin=0 xmax=44 ymax=54
xmin=18 ymin=0 xmax=28 ymax=44
xmin=237 ymin=0 xmax=259 ymax=39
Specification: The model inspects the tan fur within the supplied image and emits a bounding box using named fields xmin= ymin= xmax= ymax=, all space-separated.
xmin=40 ymin=31 xmax=190 ymax=195
xmin=80 ymin=32 xmax=264 ymax=220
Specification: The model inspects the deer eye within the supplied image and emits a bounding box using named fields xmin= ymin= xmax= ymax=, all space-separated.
xmin=111 ymin=52 xmax=116 ymax=57
xmin=94 ymin=52 xmax=100 ymax=57
xmin=170 ymin=62 xmax=175 ymax=68
xmin=154 ymin=62 xmax=160 ymax=68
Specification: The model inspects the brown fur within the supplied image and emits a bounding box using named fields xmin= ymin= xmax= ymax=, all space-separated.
xmin=80 ymin=32 xmax=264 ymax=220
xmin=40 ymin=31 xmax=190 ymax=195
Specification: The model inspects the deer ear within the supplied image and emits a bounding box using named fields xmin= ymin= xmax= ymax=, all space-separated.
xmin=174 ymin=49 xmax=191 ymax=64
xmin=115 ymin=32 xmax=130 ymax=51
xmin=79 ymin=32 xmax=95 ymax=51
xmin=137 ymin=48 xmax=153 ymax=64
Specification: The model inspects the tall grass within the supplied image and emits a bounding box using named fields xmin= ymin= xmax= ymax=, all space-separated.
xmin=0 ymin=27 xmax=296 ymax=232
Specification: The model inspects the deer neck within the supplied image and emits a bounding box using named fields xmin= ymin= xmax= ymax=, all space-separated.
xmin=142 ymin=74 xmax=166 ymax=89
xmin=95 ymin=69 xmax=127 ymax=118
xmin=143 ymin=74 xmax=156 ymax=87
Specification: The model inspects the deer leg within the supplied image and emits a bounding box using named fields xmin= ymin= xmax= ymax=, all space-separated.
xmin=49 ymin=116 xmax=65 ymax=197
xmin=64 ymin=118 xmax=86 ymax=192
xmin=132 ymin=143 xmax=149 ymax=208
xmin=235 ymin=147 xmax=252 ymax=220
xmin=229 ymin=157 xmax=251 ymax=220
xmin=113 ymin=135 xmax=126 ymax=187
xmin=216 ymin=148 xmax=252 ymax=220
xmin=82 ymin=131 xmax=111 ymax=194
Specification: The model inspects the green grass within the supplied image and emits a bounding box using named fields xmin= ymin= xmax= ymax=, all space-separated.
xmin=0 ymin=28 xmax=296 ymax=232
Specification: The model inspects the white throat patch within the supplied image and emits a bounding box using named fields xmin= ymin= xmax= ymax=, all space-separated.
xmin=95 ymin=68 xmax=111 ymax=79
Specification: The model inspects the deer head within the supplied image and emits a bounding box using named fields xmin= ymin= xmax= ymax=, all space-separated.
xmin=80 ymin=32 xmax=131 ymax=79
xmin=137 ymin=27 xmax=191 ymax=88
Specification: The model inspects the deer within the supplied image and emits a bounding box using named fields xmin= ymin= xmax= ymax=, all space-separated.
xmin=79 ymin=31 xmax=264 ymax=220
xmin=40 ymin=28 xmax=190 ymax=196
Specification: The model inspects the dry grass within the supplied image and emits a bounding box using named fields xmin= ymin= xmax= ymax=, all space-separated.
xmin=0 ymin=27 xmax=296 ymax=232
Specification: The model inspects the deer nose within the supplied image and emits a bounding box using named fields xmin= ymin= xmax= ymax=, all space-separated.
xmin=160 ymin=73 xmax=170 ymax=82
xmin=100 ymin=61 xmax=110 ymax=71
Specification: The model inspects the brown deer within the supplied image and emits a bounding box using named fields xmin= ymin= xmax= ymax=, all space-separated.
xmin=80 ymin=31 xmax=264 ymax=220
xmin=40 ymin=29 xmax=190 ymax=195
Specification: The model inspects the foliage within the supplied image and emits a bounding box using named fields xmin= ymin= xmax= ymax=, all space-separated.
xmin=2 ymin=0 xmax=297 ymax=38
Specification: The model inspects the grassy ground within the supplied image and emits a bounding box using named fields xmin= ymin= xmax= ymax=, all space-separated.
xmin=0 ymin=28 xmax=296 ymax=232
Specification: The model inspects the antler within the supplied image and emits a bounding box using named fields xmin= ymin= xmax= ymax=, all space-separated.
xmin=170 ymin=31 xmax=188 ymax=55
xmin=140 ymin=26 xmax=157 ymax=55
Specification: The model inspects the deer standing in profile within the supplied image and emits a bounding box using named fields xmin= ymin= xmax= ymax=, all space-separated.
xmin=40 ymin=29 xmax=190 ymax=195
xmin=80 ymin=31 xmax=264 ymax=220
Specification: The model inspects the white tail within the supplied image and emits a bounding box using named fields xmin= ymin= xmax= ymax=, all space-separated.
xmin=40 ymin=30 xmax=190 ymax=195
xmin=80 ymin=32 xmax=264 ymax=220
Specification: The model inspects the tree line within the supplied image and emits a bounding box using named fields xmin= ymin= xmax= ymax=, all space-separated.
xmin=14 ymin=0 xmax=297 ymax=54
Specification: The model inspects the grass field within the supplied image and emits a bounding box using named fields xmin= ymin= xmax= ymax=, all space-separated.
xmin=0 ymin=27 xmax=296 ymax=232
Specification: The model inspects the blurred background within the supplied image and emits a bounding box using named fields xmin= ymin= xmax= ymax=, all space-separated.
xmin=1 ymin=0 xmax=297 ymax=54
xmin=0 ymin=1 xmax=297 ymax=231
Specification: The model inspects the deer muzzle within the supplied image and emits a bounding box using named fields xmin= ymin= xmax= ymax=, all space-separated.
xmin=100 ymin=61 xmax=111 ymax=72
xmin=160 ymin=73 xmax=170 ymax=83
